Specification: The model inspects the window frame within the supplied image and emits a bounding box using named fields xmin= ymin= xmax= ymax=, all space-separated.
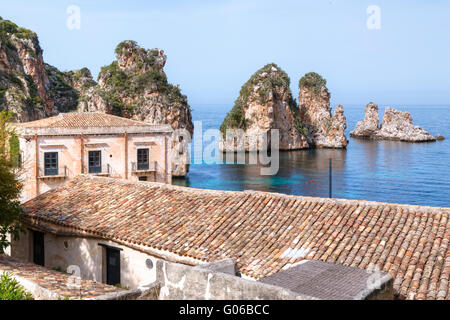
xmin=44 ymin=152 xmax=58 ymax=176
xmin=88 ymin=150 xmax=102 ymax=174
xmin=137 ymin=148 xmax=149 ymax=171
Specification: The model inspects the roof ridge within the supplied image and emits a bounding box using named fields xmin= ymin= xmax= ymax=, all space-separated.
xmin=74 ymin=175 xmax=450 ymax=212
xmin=17 ymin=112 xmax=174 ymax=129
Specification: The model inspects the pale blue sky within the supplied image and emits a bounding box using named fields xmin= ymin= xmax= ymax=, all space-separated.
xmin=1 ymin=0 xmax=450 ymax=106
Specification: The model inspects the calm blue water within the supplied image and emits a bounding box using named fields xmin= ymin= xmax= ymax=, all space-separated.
xmin=173 ymin=105 xmax=450 ymax=208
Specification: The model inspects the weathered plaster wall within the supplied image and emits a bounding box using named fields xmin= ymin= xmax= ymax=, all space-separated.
xmin=10 ymin=232 xmax=160 ymax=289
xmin=9 ymin=229 xmax=31 ymax=261
xmin=9 ymin=234 xmax=394 ymax=300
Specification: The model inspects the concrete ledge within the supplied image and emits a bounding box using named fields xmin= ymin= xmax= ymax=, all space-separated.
xmin=157 ymin=260 xmax=316 ymax=300
xmin=0 ymin=270 xmax=64 ymax=300
xmin=196 ymin=259 xmax=237 ymax=276
xmin=21 ymin=125 xmax=173 ymax=137
xmin=86 ymin=283 xmax=161 ymax=300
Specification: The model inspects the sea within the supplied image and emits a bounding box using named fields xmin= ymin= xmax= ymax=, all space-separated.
xmin=173 ymin=104 xmax=450 ymax=208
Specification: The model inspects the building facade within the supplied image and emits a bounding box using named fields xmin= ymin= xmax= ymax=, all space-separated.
xmin=15 ymin=112 xmax=173 ymax=202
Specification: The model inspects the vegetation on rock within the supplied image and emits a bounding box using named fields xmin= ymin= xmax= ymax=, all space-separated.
xmin=0 ymin=17 xmax=41 ymax=56
xmin=44 ymin=64 xmax=80 ymax=113
xmin=96 ymin=41 xmax=189 ymax=117
xmin=299 ymin=72 xmax=330 ymax=97
xmin=0 ymin=18 xmax=48 ymax=120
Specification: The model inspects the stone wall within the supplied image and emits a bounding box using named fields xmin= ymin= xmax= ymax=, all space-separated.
xmin=156 ymin=260 xmax=314 ymax=300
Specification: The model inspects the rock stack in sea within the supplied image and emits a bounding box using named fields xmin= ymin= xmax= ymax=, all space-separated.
xmin=350 ymin=103 xmax=436 ymax=142
xmin=298 ymin=72 xmax=348 ymax=148
xmin=219 ymin=63 xmax=308 ymax=151
xmin=219 ymin=67 xmax=348 ymax=151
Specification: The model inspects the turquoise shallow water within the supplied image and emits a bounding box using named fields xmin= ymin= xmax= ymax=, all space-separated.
xmin=173 ymin=105 xmax=450 ymax=208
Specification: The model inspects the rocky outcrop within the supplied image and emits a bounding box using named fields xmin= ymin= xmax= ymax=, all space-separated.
xmin=219 ymin=63 xmax=308 ymax=151
xmin=349 ymin=102 xmax=379 ymax=138
xmin=298 ymin=72 xmax=348 ymax=148
xmin=0 ymin=17 xmax=81 ymax=121
xmin=350 ymin=103 xmax=436 ymax=142
xmin=78 ymin=40 xmax=193 ymax=176
xmin=220 ymin=68 xmax=348 ymax=151
xmin=44 ymin=64 xmax=80 ymax=113
xmin=378 ymin=108 xmax=436 ymax=142
xmin=0 ymin=17 xmax=48 ymax=121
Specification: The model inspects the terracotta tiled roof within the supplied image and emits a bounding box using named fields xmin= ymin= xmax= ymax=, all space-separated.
xmin=21 ymin=176 xmax=449 ymax=300
xmin=19 ymin=112 xmax=151 ymax=128
xmin=0 ymin=255 xmax=124 ymax=299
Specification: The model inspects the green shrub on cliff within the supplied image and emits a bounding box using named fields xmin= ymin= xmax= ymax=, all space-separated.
xmin=299 ymin=72 xmax=329 ymax=97
xmin=98 ymin=42 xmax=189 ymax=116
xmin=0 ymin=17 xmax=41 ymax=55
xmin=44 ymin=64 xmax=79 ymax=112
xmin=220 ymin=100 xmax=247 ymax=136
xmin=114 ymin=40 xmax=161 ymax=68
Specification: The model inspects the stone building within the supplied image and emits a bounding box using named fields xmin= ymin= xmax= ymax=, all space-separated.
xmin=14 ymin=112 xmax=173 ymax=202
xmin=9 ymin=175 xmax=449 ymax=300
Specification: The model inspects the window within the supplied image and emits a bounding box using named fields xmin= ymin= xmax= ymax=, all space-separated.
xmin=88 ymin=150 xmax=101 ymax=174
xmin=44 ymin=152 xmax=58 ymax=176
xmin=137 ymin=148 xmax=149 ymax=170
xmin=138 ymin=176 xmax=147 ymax=181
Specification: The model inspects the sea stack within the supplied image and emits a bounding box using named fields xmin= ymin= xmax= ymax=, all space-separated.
xmin=350 ymin=103 xmax=436 ymax=142
xmin=349 ymin=102 xmax=380 ymax=138
xmin=219 ymin=63 xmax=308 ymax=151
xmin=298 ymin=72 xmax=348 ymax=148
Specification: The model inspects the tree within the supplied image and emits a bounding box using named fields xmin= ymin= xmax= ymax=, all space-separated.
xmin=0 ymin=111 xmax=23 ymax=253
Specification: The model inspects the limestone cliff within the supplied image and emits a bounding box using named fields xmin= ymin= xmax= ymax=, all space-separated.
xmin=298 ymin=72 xmax=348 ymax=148
xmin=0 ymin=17 xmax=50 ymax=121
xmin=78 ymin=40 xmax=194 ymax=176
xmin=350 ymin=103 xmax=436 ymax=142
xmin=0 ymin=17 xmax=80 ymax=121
xmin=220 ymin=63 xmax=308 ymax=151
